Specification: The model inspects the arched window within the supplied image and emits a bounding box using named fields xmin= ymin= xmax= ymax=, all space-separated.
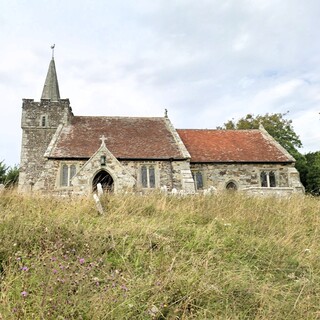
xmin=196 ymin=172 xmax=203 ymax=190
xmin=269 ymin=171 xmax=276 ymax=187
xmin=226 ymin=181 xmax=237 ymax=190
xmin=192 ymin=171 xmax=204 ymax=190
xmin=141 ymin=165 xmax=156 ymax=188
xmin=260 ymin=171 xmax=268 ymax=187
xmin=60 ymin=164 xmax=77 ymax=187
xmin=61 ymin=165 xmax=69 ymax=186
xmin=260 ymin=171 xmax=276 ymax=187
xmin=70 ymin=165 xmax=76 ymax=183
xmin=141 ymin=166 xmax=148 ymax=188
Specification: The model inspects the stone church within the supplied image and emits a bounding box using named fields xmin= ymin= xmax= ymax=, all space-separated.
xmin=19 ymin=57 xmax=304 ymax=196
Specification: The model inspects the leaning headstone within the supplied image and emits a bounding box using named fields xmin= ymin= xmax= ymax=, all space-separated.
xmin=93 ymin=193 xmax=104 ymax=215
xmin=0 ymin=184 xmax=4 ymax=193
xmin=97 ymin=183 xmax=103 ymax=198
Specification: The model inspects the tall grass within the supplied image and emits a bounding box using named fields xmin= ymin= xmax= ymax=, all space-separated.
xmin=0 ymin=191 xmax=319 ymax=319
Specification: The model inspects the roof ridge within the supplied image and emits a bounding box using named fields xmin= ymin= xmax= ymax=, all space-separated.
xmin=74 ymin=115 xmax=165 ymax=120
xmin=177 ymin=128 xmax=261 ymax=132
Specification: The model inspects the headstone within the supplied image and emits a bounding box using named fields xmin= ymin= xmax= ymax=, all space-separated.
xmin=203 ymin=186 xmax=217 ymax=195
xmin=160 ymin=185 xmax=167 ymax=194
xmin=93 ymin=193 xmax=104 ymax=215
xmin=97 ymin=183 xmax=103 ymax=198
xmin=0 ymin=184 xmax=4 ymax=193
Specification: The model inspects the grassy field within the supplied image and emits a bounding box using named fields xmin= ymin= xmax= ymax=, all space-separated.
xmin=0 ymin=191 xmax=319 ymax=319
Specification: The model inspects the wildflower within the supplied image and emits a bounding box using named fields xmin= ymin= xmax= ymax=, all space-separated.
xmin=21 ymin=291 xmax=28 ymax=297
xmin=121 ymin=284 xmax=128 ymax=291
xmin=53 ymin=269 xmax=58 ymax=274
xmin=21 ymin=266 xmax=29 ymax=272
xmin=79 ymin=258 xmax=85 ymax=264
xmin=148 ymin=305 xmax=159 ymax=316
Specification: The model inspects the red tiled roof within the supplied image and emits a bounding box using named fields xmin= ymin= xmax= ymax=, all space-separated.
xmin=177 ymin=129 xmax=293 ymax=163
xmin=49 ymin=116 xmax=185 ymax=159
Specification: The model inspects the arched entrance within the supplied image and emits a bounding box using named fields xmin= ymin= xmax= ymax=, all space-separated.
xmin=92 ymin=170 xmax=114 ymax=193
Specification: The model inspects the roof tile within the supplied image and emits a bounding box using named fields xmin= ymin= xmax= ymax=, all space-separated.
xmin=49 ymin=116 xmax=184 ymax=159
xmin=177 ymin=129 xmax=293 ymax=163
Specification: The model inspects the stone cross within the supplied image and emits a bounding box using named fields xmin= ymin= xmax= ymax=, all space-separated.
xmin=99 ymin=135 xmax=107 ymax=146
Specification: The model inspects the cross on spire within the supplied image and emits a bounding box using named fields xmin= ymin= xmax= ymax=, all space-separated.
xmin=100 ymin=135 xmax=107 ymax=146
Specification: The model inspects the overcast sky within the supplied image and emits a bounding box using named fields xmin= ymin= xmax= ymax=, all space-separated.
xmin=1 ymin=0 xmax=319 ymax=167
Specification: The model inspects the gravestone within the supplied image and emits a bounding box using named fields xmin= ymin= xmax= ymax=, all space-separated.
xmin=97 ymin=183 xmax=103 ymax=198
xmin=93 ymin=193 xmax=104 ymax=215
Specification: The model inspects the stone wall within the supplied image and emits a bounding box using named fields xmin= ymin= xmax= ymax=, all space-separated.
xmin=121 ymin=159 xmax=194 ymax=193
xmin=32 ymin=156 xmax=195 ymax=195
xmin=189 ymin=162 xmax=303 ymax=191
xmin=19 ymin=99 xmax=73 ymax=192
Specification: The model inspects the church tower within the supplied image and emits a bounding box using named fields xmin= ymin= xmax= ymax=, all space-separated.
xmin=19 ymin=54 xmax=73 ymax=192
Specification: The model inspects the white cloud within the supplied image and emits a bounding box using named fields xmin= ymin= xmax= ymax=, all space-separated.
xmin=1 ymin=0 xmax=320 ymax=166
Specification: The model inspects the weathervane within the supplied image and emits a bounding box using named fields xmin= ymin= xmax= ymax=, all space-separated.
xmin=51 ymin=44 xmax=55 ymax=59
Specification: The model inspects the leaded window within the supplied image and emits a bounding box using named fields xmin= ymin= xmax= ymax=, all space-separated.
xmin=192 ymin=171 xmax=204 ymax=190
xmin=60 ymin=164 xmax=77 ymax=187
xmin=141 ymin=165 xmax=156 ymax=188
xmin=260 ymin=171 xmax=276 ymax=187
xmin=269 ymin=171 xmax=276 ymax=187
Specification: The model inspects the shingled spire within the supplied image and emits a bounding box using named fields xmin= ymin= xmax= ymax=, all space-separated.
xmin=41 ymin=57 xmax=60 ymax=101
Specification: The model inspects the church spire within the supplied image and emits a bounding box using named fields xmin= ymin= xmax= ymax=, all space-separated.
xmin=41 ymin=46 xmax=60 ymax=101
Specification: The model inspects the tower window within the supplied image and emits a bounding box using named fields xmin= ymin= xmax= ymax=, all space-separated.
xmin=41 ymin=115 xmax=47 ymax=127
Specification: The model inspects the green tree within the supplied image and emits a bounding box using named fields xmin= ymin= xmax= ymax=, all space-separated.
xmin=0 ymin=160 xmax=8 ymax=184
xmin=305 ymin=152 xmax=320 ymax=195
xmin=5 ymin=165 xmax=19 ymax=187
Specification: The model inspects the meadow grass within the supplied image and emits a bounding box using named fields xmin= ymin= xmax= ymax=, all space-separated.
xmin=0 ymin=191 xmax=319 ymax=319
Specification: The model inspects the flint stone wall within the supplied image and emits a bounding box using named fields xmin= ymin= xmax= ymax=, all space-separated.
xmin=190 ymin=162 xmax=303 ymax=192
xmin=19 ymin=99 xmax=73 ymax=192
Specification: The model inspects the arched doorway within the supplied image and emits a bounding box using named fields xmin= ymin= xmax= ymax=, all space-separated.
xmin=92 ymin=170 xmax=114 ymax=193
